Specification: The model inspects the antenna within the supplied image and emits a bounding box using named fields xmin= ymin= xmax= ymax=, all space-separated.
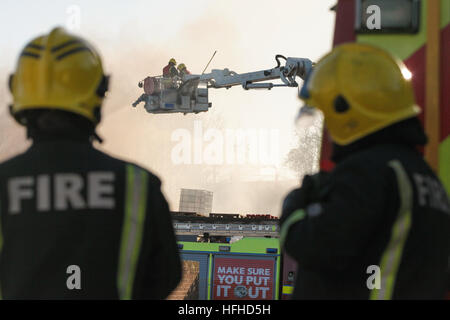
xmin=202 ymin=50 xmax=217 ymax=75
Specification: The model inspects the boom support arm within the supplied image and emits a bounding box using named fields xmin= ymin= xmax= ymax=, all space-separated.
xmin=183 ymin=57 xmax=313 ymax=90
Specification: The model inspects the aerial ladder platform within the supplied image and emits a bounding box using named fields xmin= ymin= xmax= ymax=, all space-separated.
xmin=134 ymin=54 xmax=314 ymax=115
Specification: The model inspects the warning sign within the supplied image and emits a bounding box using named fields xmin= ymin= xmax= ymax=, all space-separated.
xmin=212 ymin=257 xmax=275 ymax=300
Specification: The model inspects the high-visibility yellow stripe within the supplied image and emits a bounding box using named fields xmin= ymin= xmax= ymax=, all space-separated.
xmin=439 ymin=136 xmax=450 ymax=194
xmin=280 ymin=209 xmax=306 ymax=248
xmin=117 ymin=165 xmax=148 ymax=300
xmin=371 ymin=160 xmax=413 ymax=300
xmin=282 ymin=285 xmax=294 ymax=295
xmin=441 ymin=0 xmax=450 ymax=29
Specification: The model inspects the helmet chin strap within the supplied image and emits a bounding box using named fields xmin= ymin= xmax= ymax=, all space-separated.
xmin=96 ymin=75 xmax=110 ymax=98
xmin=92 ymin=131 xmax=103 ymax=143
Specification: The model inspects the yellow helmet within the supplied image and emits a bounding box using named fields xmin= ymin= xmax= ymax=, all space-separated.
xmin=299 ymin=43 xmax=420 ymax=145
xmin=177 ymin=63 xmax=186 ymax=71
xmin=169 ymin=58 xmax=176 ymax=65
xmin=9 ymin=27 xmax=108 ymax=126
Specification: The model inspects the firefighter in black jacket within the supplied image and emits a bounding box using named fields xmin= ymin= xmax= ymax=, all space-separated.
xmin=0 ymin=27 xmax=182 ymax=299
xmin=280 ymin=43 xmax=450 ymax=299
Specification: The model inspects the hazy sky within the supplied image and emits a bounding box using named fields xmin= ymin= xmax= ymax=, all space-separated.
xmin=0 ymin=0 xmax=335 ymax=68
xmin=0 ymin=0 xmax=336 ymax=215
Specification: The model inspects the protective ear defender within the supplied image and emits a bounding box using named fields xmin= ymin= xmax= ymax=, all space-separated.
xmin=8 ymin=74 xmax=14 ymax=93
xmin=334 ymin=95 xmax=350 ymax=113
xmin=93 ymin=75 xmax=108 ymax=124
xmin=8 ymin=74 xmax=19 ymax=123
xmin=96 ymin=75 xmax=109 ymax=98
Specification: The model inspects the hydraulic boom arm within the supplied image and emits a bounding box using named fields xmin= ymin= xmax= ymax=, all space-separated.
xmin=184 ymin=55 xmax=313 ymax=90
